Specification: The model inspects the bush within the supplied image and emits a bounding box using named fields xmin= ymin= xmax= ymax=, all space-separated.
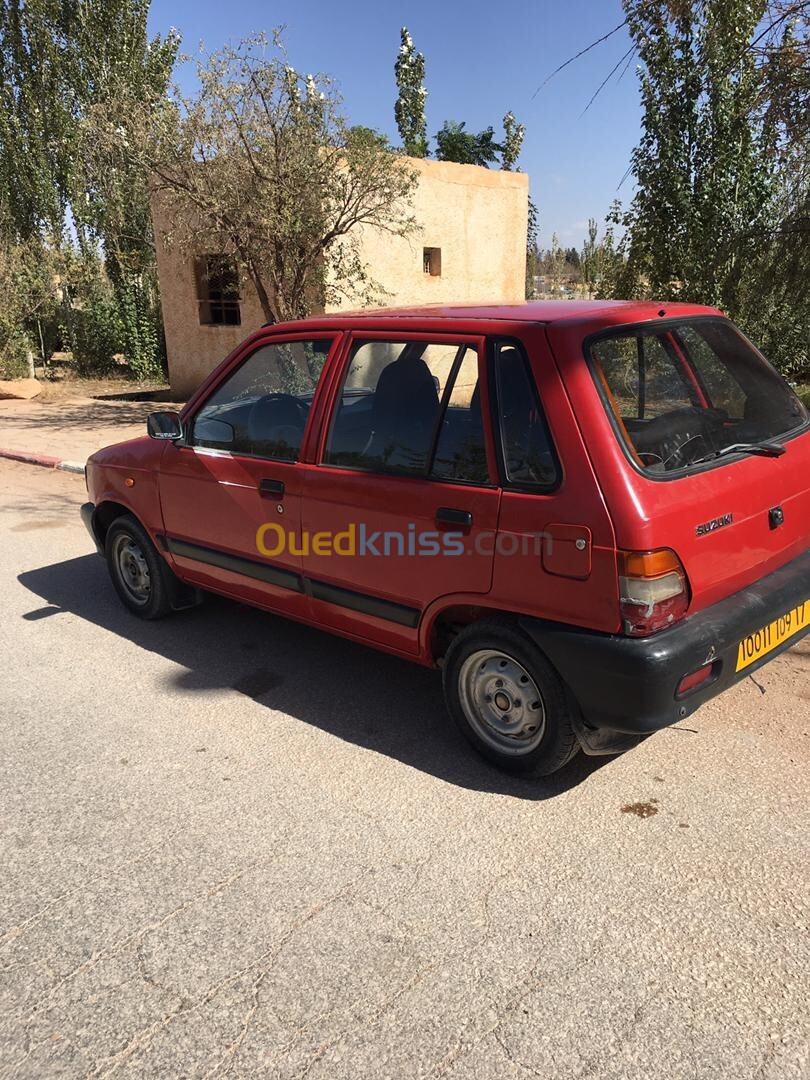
xmin=0 ymin=327 xmax=33 ymax=379
xmin=116 ymin=276 xmax=166 ymax=381
xmin=64 ymin=289 xmax=123 ymax=376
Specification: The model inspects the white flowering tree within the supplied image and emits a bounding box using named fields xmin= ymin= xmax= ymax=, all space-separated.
xmin=501 ymin=111 xmax=525 ymax=170
xmin=394 ymin=27 xmax=428 ymax=158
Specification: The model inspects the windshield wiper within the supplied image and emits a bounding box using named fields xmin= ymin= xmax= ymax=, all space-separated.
xmin=692 ymin=440 xmax=786 ymax=465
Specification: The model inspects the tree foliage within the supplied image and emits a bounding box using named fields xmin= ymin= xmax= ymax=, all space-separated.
xmin=580 ymin=213 xmax=622 ymax=299
xmin=610 ymin=0 xmax=809 ymax=374
xmin=617 ymin=0 xmax=774 ymax=307
xmin=392 ymin=28 xmax=524 ymax=168
xmin=108 ymin=35 xmax=418 ymax=324
xmin=0 ymin=228 xmax=63 ymax=376
xmin=501 ymin=111 xmax=525 ymax=170
xmin=394 ymin=27 xmax=428 ymax=157
xmin=525 ymin=197 xmax=540 ymax=298
xmin=0 ymin=0 xmax=177 ymax=378
xmin=435 ymin=121 xmax=503 ymax=166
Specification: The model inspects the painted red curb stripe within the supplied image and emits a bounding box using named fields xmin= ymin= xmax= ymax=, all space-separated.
xmin=0 ymin=447 xmax=63 ymax=468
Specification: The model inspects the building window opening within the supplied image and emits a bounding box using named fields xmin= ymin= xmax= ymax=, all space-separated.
xmin=195 ymin=255 xmax=241 ymax=326
xmin=423 ymin=247 xmax=442 ymax=277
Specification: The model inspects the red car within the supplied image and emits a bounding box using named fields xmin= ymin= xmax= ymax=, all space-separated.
xmin=82 ymin=301 xmax=810 ymax=776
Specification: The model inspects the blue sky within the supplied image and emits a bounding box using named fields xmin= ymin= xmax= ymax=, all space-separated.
xmin=147 ymin=0 xmax=641 ymax=249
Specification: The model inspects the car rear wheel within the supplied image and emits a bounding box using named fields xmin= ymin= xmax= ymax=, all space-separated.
xmin=443 ymin=621 xmax=580 ymax=776
xmin=105 ymin=515 xmax=173 ymax=620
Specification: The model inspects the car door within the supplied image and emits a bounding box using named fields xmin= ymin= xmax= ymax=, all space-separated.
xmin=298 ymin=331 xmax=500 ymax=655
xmin=158 ymin=332 xmax=340 ymax=619
xmin=489 ymin=328 xmax=619 ymax=634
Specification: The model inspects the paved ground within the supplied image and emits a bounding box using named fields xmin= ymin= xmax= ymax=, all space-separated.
xmin=1 ymin=459 xmax=808 ymax=1080
xmin=0 ymin=395 xmax=177 ymax=465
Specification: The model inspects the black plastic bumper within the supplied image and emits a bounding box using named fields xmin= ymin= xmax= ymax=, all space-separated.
xmin=519 ymin=548 xmax=809 ymax=753
xmin=81 ymin=502 xmax=104 ymax=555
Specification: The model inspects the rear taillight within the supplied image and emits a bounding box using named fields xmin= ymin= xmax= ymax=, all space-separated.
xmin=618 ymin=549 xmax=690 ymax=636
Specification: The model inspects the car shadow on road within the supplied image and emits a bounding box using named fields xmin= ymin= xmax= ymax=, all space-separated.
xmin=18 ymin=554 xmax=613 ymax=800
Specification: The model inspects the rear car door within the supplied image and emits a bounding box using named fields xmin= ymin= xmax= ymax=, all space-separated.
xmin=489 ymin=327 xmax=620 ymax=634
xmin=299 ymin=331 xmax=500 ymax=655
xmin=158 ymin=333 xmax=339 ymax=618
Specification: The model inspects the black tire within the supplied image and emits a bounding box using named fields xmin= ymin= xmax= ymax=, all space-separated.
xmin=105 ymin=514 xmax=174 ymax=620
xmin=443 ymin=620 xmax=580 ymax=777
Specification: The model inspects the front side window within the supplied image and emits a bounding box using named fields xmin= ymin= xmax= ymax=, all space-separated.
xmin=325 ymin=338 xmax=488 ymax=481
xmin=191 ymin=338 xmax=333 ymax=461
xmin=589 ymin=318 xmax=808 ymax=475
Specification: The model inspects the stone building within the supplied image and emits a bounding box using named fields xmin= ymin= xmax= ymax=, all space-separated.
xmin=151 ymin=156 xmax=529 ymax=396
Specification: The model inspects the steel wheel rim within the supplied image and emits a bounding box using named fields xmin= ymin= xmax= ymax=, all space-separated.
xmin=457 ymin=649 xmax=546 ymax=756
xmin=112 ymin=533 xmax=151 ymax=606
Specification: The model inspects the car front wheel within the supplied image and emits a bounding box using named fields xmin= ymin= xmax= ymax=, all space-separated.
xmin=105 ymin=514 xmax=173 ymax=620
xmin=443 ymin=621 xmax=580 ymax=776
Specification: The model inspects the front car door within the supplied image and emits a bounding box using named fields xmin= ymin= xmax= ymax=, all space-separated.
xmin=158 ymin=332 xmax=340 ymax=619
xmin=298 ymin=331 xmax=501 ymax=655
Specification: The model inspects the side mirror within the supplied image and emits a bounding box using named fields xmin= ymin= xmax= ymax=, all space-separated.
xmin=147 ymin=410 xmax=183 ymax=441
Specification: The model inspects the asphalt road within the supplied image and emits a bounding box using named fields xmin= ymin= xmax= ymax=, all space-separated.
xmin=1 ymin=459 xmax=808 ymax=1079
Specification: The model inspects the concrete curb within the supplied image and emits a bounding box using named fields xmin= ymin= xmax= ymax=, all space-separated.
xmin=0 ymin=447 xmax=85 ymax=475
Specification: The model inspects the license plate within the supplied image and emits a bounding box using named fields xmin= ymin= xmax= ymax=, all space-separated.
xmin=736 ymin=600 xmax=810 ymax=672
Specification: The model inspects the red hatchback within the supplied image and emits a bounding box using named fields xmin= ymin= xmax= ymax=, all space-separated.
xmin=82 ymin=301 xmax=810 ymax=776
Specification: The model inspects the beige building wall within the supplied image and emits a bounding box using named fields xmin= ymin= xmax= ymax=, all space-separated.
xmin=152 ymin=157 xmax=529 ymax=397
xmin=329 ymin=157 xmax=528 ymax=312
xmin=151 ymin=195 xmax=269 ymax=398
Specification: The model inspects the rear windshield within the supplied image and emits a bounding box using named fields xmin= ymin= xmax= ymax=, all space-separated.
xmin=588 ymin=318 xmax=808 ymax=475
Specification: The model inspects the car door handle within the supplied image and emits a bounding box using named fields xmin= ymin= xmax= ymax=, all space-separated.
xmin=436 ymin=507 xmax=473 ymax=528
xmin=259 ymin=478 xmax=285 ymax=497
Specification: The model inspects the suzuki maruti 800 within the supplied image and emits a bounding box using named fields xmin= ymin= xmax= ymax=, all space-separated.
xmin=82 ymin=302 xmax=810 ymax=776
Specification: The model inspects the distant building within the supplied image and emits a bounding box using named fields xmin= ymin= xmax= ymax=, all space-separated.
xmin=151 ymin=157 xmax=529 ymax=396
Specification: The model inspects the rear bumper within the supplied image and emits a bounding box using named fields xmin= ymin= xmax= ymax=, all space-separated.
xmin=519 ymin=548 xmax=810 ymax=752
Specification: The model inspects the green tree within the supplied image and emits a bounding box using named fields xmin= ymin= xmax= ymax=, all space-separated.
xmin=435 ymin=121 xmax=502 ymax=166
xmin=108 ymin=35 xmax=417 ymax=324
xmin=525 ymin=197 xmax=540 ymax=298
xmin=617 ymin=0 xmax=776 ymax=314
xmin=0 ymin=0 xmax=178 ymax=378
xmin=580 ymin=212 xmax=623 ymax=299
xmin=0 ymin=0 xmax=72 ymax=238
xmin=0 ymin=230 xmax=63 ymax=377
xmin=501 ymin=111 xmax=525 ymax=170
xmin=394 ymin=27 xmax=428 ymax=157
xmin=737 ymin=5 xmax=810 ymax=374
xmin=545 ymin=233 xmax=566 ymax=294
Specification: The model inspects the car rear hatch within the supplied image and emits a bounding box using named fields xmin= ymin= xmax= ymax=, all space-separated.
xmin=572 ymin=315 xmax=810 ymax=615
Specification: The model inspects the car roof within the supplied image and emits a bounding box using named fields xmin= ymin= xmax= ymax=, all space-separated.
xmin=270 ymin=300 xmax=725 ymax=332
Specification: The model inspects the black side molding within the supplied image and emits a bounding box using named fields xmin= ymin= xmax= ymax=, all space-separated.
xmin=165 ymin=536 xmax=420 ymax=627
xmin=308 ymin=578 xmax=419 ymax=628
xmin=166 ymin=537 xmax=304 ymax=593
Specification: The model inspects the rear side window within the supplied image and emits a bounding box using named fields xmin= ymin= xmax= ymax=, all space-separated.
xmin=589 ymin=318 xmax=807 ymax=475
xmin=324 ymin=338 xmax=489 ymax=483
xmin=493 ymin=342 xmax=559 ymax=489
xmin=432 ymin=346 xmax=488 ymax=484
